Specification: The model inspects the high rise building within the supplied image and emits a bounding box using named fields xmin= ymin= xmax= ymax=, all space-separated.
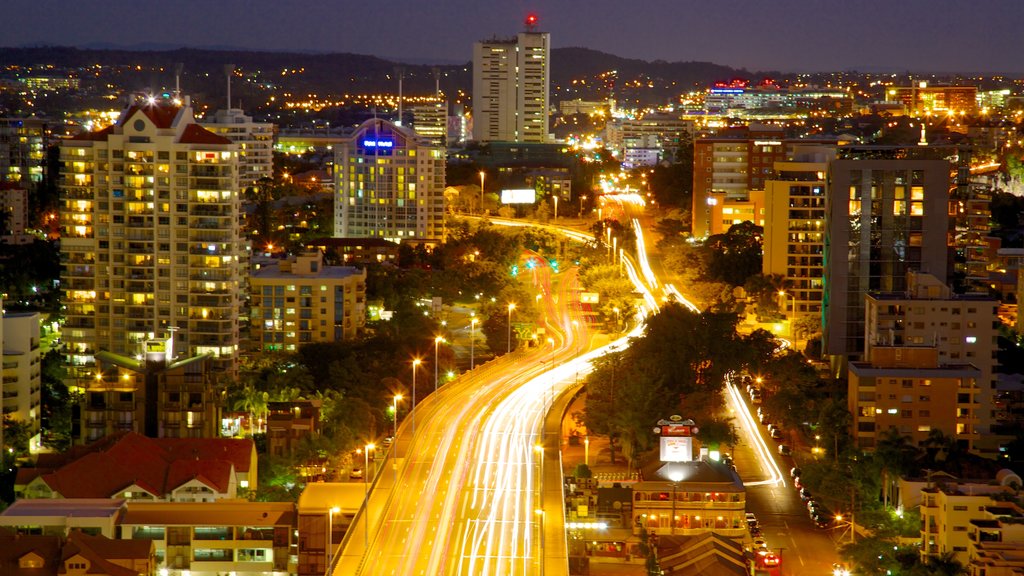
xmin=472 ymin=17 xmax=550 ymax=143
xmin=60 ymin=96 xmax=243 ymax=381
xmin=823 ymin=146 xmax=954 ymax=360
xmin=201 ymin=108 xmax=274 ymax=191
xmin=0 ymin=117 xmax=51 ymax=184
xmin=888 ymin=83 xmax=978 ymax=116
xmin=762 ymin=146 xmax=836 ymax=329
xmin=407 ymin=101 xmax=448 ymax=148
xmin=1 ymin=308 xmax=42 ymax=453
xmin=333 ymin=118 xmax=445 ymax=242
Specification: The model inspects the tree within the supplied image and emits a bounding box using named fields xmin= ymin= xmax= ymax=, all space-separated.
xmin=233 ymin=386 xmax=269 ymax=436
xmin=704 ymin=222 xmax=764 ymax=286
xmin=874 ymin=428 xmax=919 ymax=508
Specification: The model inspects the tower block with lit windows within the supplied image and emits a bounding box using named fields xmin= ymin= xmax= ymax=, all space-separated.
xmin=60 ymin=95 xmax=244 ymax=392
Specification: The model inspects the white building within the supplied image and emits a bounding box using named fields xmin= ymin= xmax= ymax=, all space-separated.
xmin=60 ymin=95 xmax=243 ymax=379
xmin=201 ymin=108 xmax=274 ymax=191
xmin=1 ymin=309 xmax=42 ymax=452
xmin=333 ymin=118 xmax=445 ymax=242
xmin=472 ymin=24 xmax=550 ymax=143
xmin=408 ymin=101 xmax=447 ymax=148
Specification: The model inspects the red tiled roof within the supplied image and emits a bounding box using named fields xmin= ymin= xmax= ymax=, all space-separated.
xmin=0 ymin=528 xmax=61 ymax=576
xmin=166 ymin=459 xmax=233 ymax=494
xmin=127 ymin=104 xmax=180 ymax=129
xmin=65 ymin=531 xmax=151 ymax=562
xmin=179 ymin=123 xmax=232 ymax=145
xmin=19 ymin=432 xmax=254 ymax=499
xmin=60 ymin=535 xmax=139 ymax=576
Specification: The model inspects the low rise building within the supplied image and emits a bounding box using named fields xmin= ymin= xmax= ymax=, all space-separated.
xmin=119 ymin=500 xmax=296 ymax=576
xmin=632 ymin=459 xmax=745 ymax=538
xmin=0 ymin=527 xmax=154 ymax=576
xmin=0 ymin=499 xmax=126 ymax=538
xmin=968 ymin=503 xmax=1024 ymax=576
xmin=15 ymin=432 xmax=256 ymax=500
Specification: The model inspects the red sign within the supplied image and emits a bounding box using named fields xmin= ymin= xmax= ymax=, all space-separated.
xmin=660 ymin=424 xmax=693 ymax=437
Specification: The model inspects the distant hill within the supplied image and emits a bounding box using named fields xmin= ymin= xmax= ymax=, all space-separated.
xmin=0 ymin=45 xmax=774 ymax=107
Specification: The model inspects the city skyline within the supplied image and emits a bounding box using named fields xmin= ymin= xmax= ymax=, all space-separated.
xmin=3 ymin=0 xmax=1023 ymax=74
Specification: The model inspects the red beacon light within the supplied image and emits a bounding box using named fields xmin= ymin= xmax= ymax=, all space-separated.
xmin=525 ymin=13 xmax=538 ymax=28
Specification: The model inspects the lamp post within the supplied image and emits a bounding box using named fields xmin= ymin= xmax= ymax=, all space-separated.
xmin=584 ymin=436 xmax=590 ymax=467
xmin=668 ymin=469 xmax=684 ymax=535
xmin=434 ymin=335 xmax=444 ymax=392
xmin=778 ymin=290 xmax=794 ymax=339
xmin=479 ymin=170 xmax=485 ymax=214
xmin=392 ymin=394 xmax=402 ymax=442
xmin=326 ymin=505 xmax=340 ymax=575
xmin=553 ymin=194 xmax=558 ymax=221
xmin=613 ymin=307 xmax=620 ymax=331
xmin=411 ymin=359 xmax=421 ymax=439
xmin=470 ymin=317 xmax=478 ymax=370
xmin=579 ymin=195 xmax=587 ymax=218
xmin=362 ymin=443 xmax=374 ymax=548
xmin=507 ymin=303 xmax=516 ymax=354
xmin=535 ymin=508 xmax=545 ymax=576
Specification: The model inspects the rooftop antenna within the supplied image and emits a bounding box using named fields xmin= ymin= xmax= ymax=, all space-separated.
xmin=394 ymin=66 xmax=405 ymax=126
xmin=223 ymin=63 xmax=235 ymax=110
xmin=432 ymin=67 xmax=441 ymax=98
xmin=174 ymin=63 xmax=184 ymax=98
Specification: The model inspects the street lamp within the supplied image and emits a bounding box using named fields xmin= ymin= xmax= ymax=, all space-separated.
xmin=326 ymin=505 xmax=341 ymax=574
xmin=507 ymin=303 xmax=516 ymax=354
xmin=668 ymin=469 xmax=684 ymax=535
xmin=612 ymin=307 xmax=620 ymax=330
xmin=579 ymin=194 xmax=587 ymax=218
xmin=584 ymin=436 xmax=590 ymax=467
xmin=778 ymin=290 xmax=794 ymax=339
xmin=392 ymin=394 xmax=402 ymax=441
xmin=479 ymin=170 xmax=485 ymax=214
xmin=362 ymin=443 xmax=374 ymax=547
xmin=553 ymin=194 xmax=558 ymax=221
xmin=411 ymin=359 xmax=422 ymax=438
xmin=434 ymin=335 xmax=445 ymax=392
xmin=470 ymin=317 xmax=479 ymax=370
xmin=535 ymin=508 xmax=546 ymax=576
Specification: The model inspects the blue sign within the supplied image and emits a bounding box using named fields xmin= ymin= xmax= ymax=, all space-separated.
xmin=362 ymin=139 xmax=394 ymax=148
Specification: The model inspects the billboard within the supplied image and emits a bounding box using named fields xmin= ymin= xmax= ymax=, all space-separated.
xmin=660 ymin=436 xmax=693 ymax=462
xmin=501 ymin=188 xmax=537 ymax=204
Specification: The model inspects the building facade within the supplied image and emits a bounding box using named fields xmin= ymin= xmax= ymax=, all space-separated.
xmin=250 ymin=252 xmax=366 ymax=351
xmin=1 ymin=310 xmax=42 ymax=452
xmin=60 ymin=96 xmax=243 ymax=380
xmin=333 ymin=118 xmax=445 ymax=242
xmin=407 ymin=101 xmax=448 ymax=148
xmin=762 ymin=151 xmax=834 ymax=326
xmin=472 ymin=26 xmax=550 ymax=143
xmin=201 ymin=108 xmax=274 ymax=191
xmin=631 ymin=460 xmax=746 ymax=538
xmin=0 ymin=117 xmax=51 ymax=184
xmin=824 ymin=146 xmax=953 ymax=360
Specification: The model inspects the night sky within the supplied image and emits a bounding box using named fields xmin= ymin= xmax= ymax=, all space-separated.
xmin=6 ymin=0 xmax=1023 ymax=74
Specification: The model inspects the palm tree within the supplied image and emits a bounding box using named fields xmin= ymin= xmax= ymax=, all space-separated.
xmin=923 ymin=551 xmax=969 ymax=576
xmin=233 ymin=386 xmax=269 ymax=436
xmin=875 ymin=427 xmax=918 ymax=508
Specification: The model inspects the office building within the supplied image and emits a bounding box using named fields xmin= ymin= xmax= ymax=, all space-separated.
xmin=333 ymin=118 xmax=445 ymax=242
xmin=250 ymin=251 xmax=367 ymax=351
xmin=60 ymin=95 xmax=243 ymax=380
xmin=823 ymin=146 xmax=953 ymax=360
xmin=201 ymin=108 xmax=274 ymax=191
xmin=691 ymin=125 xmax=787 ymax=237
xmin=605 ymin=114 xmax=695 ymax=165
xmin=762 ymin=147 xmax=835 ymax=327
xmin=1 ymin=310 xmax=42 ymax=453
xmin=472 ymin=20 xmax=550 ymax=143
xmin=407 ymin=101 xmax=448 ymax=147
xmin=889 ymin=83 xmax=978 ymax=116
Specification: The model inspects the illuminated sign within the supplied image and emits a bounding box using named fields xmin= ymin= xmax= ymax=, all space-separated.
xmin=362 ymin=139 xmax=394 ymax=148
xmin=710 ymin=88 xmax=744 ymax=94
xmin=501 ymin=188 xmax=537 ymax=204
xmin=660 ymin=436 xmax=693 ymax=462
xmin=754 ymin=140 xmax=782 ymax=146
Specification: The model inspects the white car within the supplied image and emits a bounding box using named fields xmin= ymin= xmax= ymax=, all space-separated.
xmin=753 ymin=537 xmax=768 ymax=549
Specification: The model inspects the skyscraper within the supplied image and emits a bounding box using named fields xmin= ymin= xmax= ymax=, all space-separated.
xmin=824 ymin=146 xmax=954 ymax=360
xmin=333 ymin=118 xmax=445 ymax=241
xmin=60 ymin=96 xmax=243 ymax=381
xmin=201 ymin=108 xmax=273 ymax=191
xmin=472 ymin=16 xmax=550 ymax=143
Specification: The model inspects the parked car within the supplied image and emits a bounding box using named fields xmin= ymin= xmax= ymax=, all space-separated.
xmin=770 ymin=429 xmax=783 ymax=440
xmin=790 ymin=467 xmax=802 ymax=479
xmin=745 ymin=512 xmax=758 ymax=526
xmin=753 ymin=537 xmax=768 ymax=549
xmin=799 ymin=488 xmax=812 ymax=501
xmin=750 ymin=526 xmax=763 ymax=537
xmin=778 ymin=444 xmax=792 ymax=456
xmin=759 ymin=413 xmax=769 ymax=424
xmin=349 ymin=467 xmax=364 ymax=479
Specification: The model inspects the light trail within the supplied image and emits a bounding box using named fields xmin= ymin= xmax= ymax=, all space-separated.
xmin=631 ymin=218 xmax=658 ymax=289
xmin=725 ymin=378 xmax=786 ymax=488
